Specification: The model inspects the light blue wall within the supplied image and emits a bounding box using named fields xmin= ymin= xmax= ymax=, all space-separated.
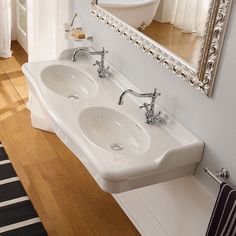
xmin=71 ymin=0 xmax=236 ymax=195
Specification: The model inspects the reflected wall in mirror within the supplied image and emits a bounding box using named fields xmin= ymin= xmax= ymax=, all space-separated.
xmin=91 ymin=0 xmax=233 ymax=97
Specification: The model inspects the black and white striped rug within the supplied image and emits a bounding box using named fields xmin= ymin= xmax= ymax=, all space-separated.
xmin=0 ymin=143 xmax=48 ymax=235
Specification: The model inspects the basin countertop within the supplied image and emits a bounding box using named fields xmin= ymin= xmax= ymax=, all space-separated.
xmin=22 ymin=49 xmax=204 ymax=193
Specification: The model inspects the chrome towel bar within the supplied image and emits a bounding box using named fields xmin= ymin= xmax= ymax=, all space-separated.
xmin=204 ymin=167 xmax=230 ymax=184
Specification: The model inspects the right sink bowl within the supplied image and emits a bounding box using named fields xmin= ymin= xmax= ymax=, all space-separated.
xmin=79 ymin=106 xmax=151 ymax=158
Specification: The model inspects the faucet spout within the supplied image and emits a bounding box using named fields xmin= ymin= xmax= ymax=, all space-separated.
xmin=72 ymin=47 xmax=109 ymax=78
xmin=72 ymin=48 xmax=85 ymax=62
xmin=118 ymin=89 xmax=144 ymax=105
xmin=118 ymin=89 xmax=160 ymax=105
xmin=118 ymin=89 xmax=161 ymax=124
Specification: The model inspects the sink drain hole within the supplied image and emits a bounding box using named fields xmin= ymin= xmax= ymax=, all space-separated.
xmin=110 ymin=143 xmax=124 ymax=151
xmin=68 ymin=95 xmax=79 ymax=100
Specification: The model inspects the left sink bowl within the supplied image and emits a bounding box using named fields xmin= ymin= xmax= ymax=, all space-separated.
xmin=41 ymin=64 xmax=98 ymax=99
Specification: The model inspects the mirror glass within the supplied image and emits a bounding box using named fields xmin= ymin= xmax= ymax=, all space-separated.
xmin=97 ymin=0 xmax=211 ymax=68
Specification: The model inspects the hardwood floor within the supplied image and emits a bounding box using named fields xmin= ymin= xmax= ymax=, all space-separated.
xmin=0 ymin=41 xmax=139 ymax=236
xmin=143 ymin=21 xmax=203 ymax=67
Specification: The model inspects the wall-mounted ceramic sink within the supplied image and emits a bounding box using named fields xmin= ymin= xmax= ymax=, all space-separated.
xmin=41 ymin=64 xmax=98 ymax=99
xmin=22 ymin=48 xmax=204 ymax=193
xmin=79 ymin=106 xmax=151 ymax=157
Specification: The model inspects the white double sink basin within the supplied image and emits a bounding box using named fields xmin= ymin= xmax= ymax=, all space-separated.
xmin=22 ymin=49 xmax=204 ymax=193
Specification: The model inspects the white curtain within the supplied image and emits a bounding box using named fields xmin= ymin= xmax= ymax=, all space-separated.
xmin=158 ymin=0 xmax=211 ymax=37
xmin=0 ymin=0 xmax=12 ymax=58
xmin=27 ymin=0 xmax=70 ymax=62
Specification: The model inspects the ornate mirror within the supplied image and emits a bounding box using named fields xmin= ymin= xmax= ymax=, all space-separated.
xmin=91 ymin=0 xmax=232 ymax=96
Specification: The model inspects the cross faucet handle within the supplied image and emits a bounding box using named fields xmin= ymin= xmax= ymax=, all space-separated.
xmin=101 ymin=47 xmax=108 ymax=55
xmin=152 ymin=89 xmax=161 ymax=98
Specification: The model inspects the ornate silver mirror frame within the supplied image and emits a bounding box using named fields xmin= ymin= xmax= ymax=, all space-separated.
xmin=91 ymin=0 xmax=232 ymax=97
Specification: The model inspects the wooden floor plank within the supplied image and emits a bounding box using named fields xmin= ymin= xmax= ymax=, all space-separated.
xmin=0 ymin=69 xmax=25 ymax=122
xmin=0 ymin=41 xmax=139 ymax=235
xmin=0 ymin=109 xmax=58 ymax=166
xmin=8 ymin=72 xmax=29 ymax=104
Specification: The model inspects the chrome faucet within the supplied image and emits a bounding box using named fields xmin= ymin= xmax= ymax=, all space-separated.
xmin=118 ymin=89 xmax=161 ymax=124
xmin=72 ymin=47 xmax=109 ymax=78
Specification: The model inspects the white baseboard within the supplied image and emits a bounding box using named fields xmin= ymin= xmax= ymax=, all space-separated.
xmin=113 ymin=192 xmax=168 ymax=236
xmin=113 ymin=176 xmax=215 ymax=236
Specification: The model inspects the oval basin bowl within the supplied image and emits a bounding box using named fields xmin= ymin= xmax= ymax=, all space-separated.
xmin=41 ymin=65 xmax=98 ymax=99
xmin=79 ymin=107 xmax=151 ymax=157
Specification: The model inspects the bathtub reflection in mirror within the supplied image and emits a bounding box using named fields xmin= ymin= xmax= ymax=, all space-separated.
xmin=97 ymin=0 xmax=211 ymax=68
